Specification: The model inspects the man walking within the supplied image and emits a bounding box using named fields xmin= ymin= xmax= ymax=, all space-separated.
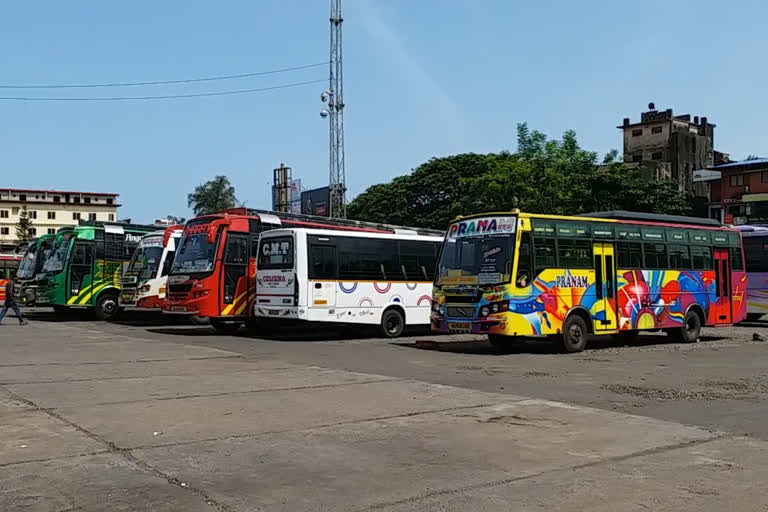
xmin=0 ymin=279 xmax=28 ymax=325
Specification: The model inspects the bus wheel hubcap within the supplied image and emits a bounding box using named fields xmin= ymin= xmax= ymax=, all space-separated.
xmin=569 ymin=325 xmax=582 ymax=343
xmin=103 ymin=300 xmax=116 ymax=314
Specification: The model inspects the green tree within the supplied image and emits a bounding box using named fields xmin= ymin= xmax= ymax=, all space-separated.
xmin=15 ymin=204 xmax=34 ymax=242
xmin=347 ymin=124 xmax=693 ymax=228
xmin=187 ymin=175 xmax=238 ymax=216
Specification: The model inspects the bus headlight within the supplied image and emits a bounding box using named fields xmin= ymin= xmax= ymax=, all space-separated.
xmin=480 ymin=301 xmax=509 ymax=317
xmin=480 ymin=306 xmax=490 ymax=317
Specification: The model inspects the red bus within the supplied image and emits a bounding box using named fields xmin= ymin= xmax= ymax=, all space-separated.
xmin=163 ymin=208 xmax=440 ymax=333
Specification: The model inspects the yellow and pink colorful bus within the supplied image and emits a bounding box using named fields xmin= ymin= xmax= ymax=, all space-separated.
xmin=431 ymin=210 xmax=747 ymax=352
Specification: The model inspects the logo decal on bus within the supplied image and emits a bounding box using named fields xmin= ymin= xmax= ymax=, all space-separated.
xmin=556 ymin=275 xmax=590 ymax=288
xmin=448 ymin=216 xmax=516 ymax=238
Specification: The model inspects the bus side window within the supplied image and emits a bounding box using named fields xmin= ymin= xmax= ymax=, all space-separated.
xmin=730 ymin=247 xmax=744 ymax=271
xmin=516 ymin=232 xmax=533 ymax=287
xmin=161 ymin=253 xmax=174 ymax=277
xmin=533 ymin=237 xmax=556 ymax=273
xmin=309 ymin=244 xmax=337 ymax=280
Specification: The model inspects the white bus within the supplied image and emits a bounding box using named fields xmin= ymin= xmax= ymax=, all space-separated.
xmin=255 ymin=227 xmax=443 ymax=337
xmin=120 ymin=225 xmax=183 ymax=311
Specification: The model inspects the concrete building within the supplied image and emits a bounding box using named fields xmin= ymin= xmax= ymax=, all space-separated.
xmin=0 ymin=188 xmax=120 ymax=250
xmin=714 ymin=158 xmax=768 ymax=225
xmin=619 ymin=103 xmax=715 ymax=192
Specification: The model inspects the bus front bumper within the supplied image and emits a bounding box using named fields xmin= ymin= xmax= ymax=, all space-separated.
xmin=431 ymin=316 xmax=501 ymax=335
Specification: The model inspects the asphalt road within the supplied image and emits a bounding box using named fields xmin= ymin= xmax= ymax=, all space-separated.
xmin=1 ymin=309 xmax=767 ymax=511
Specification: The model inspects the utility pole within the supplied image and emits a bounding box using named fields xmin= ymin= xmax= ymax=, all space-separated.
xmin=321 ymin=0 xmax=346 ymax=218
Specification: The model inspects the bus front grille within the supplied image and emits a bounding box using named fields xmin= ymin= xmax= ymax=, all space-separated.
xmin=446 ymin=306 xmax=476 ymax=319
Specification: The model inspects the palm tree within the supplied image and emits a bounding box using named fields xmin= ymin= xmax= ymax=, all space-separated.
xmin=187 ymin=175 xmax=238 ymax=216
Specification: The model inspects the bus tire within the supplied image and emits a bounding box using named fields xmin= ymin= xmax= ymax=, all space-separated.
xmin=671 ymin=309 xmax=702 ymax=343
xmin=381 ymin=308 xmax=405 ymax=338
xmin=746 ymin=313 xmax=764 ymax=322
xmin=561 ymin=314 xmax=589 ymax=353
xmin=95 ymin=292 xmax=120 ymax=321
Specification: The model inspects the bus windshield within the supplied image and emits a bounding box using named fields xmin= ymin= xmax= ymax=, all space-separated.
xmin=171 ymin=233 xmax=219 ymax=274
xmin=126 ymin=246 xmax=165 ymax=280
xmin=15 ymin=241 xmax=37 ymax=279
xmin=258 ymin=236 xmax=294 ymax=270
xmin=437 ymin=235 xmax=515 ymax=285
xmin=42 ymin=235 xmax=73 ymax=274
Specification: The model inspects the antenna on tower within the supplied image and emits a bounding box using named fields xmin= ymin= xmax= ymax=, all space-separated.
xmin=321 ymin=0 xmax=346 ymax=218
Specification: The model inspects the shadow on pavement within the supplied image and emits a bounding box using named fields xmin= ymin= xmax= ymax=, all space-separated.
xmin=396 ymin=333 xmax=728 ymax=355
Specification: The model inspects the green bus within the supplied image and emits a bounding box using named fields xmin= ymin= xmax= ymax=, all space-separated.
xmin=15 ymin=232 xmax=63 ymax=306
xmin=38 ymin=221 xmax=156 ymax=319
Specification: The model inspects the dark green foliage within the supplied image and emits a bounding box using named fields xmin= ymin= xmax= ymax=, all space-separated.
xmin=348 ymin=123 xmax=692 ymax=228
xmin=187 ymin=175 xmax=238 ymax=216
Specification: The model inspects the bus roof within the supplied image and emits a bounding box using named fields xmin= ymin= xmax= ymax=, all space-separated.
xmin=220 ymin=208 xmax=445 ymax=237
xmin=76 ymin=220 xmax=158 ymax=232
xmin=581 ymin=210 xmax=723 ymax=228
xmin=261 ymin=227 xmax=444 ymax=242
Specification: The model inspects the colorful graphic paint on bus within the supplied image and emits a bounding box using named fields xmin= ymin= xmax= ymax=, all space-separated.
xmin=433 ymin=267 xmax=747 ymax=336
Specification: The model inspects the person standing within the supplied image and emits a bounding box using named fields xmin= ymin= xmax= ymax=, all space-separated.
xmin=0 ymin=280 xmax=28 ymax=325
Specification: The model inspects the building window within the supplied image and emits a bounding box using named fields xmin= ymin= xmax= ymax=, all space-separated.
xmin=106 ymin=198 xmax=113 ymax=205
xmin=0 ymin=210 xmax=8 ymax=219
xmin=651 ymin=126 xmax=663 ymax=134
xmin=729 ymin=174 xmax=745 ymax=186
xmin=11 ymin=207 xmax=19 ymax=215
xmin=88 ymin=213 xmax=97 ymax=221
xmin=73 ymin=212 xmax=81 ymax=221
xmin=74 ymin=196 xmax=81 ymax=204
xmin=84 ymin=197 xmax=91 ymax=204
xmin=762 ymin=171 xmax=768 ymax=183
xmin=53 ymin=196 xmax=61 ymax=203
xmin=29 ymin=210 xmax=37 ymax=219
xmin=632 ymin=129 xmax=643 ymax=137
xmin=47 ymin=228 xmax=56 ymax=235
xmin=109 ymin=213 xmax=115 ymax=221
xmin=651 ymin=152 xmax=662 ymax=160
xmin=47 ymin=211 xmax=56 ymax=220
xmin=0 ymin=227 xmax=9 ymax=235
xmin=28 ymin=228 xmax=36 ymax=236
xmin=632 ymin=154 xmax=643 ymax=163
xmin=19 ymin=194 xmax=26 ymax=201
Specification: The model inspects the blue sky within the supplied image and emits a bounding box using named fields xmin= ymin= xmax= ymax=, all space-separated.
xmin=1 ymin=0 xmax=766 ymax=222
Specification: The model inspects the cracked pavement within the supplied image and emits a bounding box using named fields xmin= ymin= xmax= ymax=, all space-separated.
xmin=1 ymin=312 xmax=767 ymax=511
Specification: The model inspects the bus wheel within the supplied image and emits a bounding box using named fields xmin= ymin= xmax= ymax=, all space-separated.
xmin=95 ymin=292 xmax=120 ymax=321
xmin=746 ymin=313 xmax=764 ymax=322
xmin=381 ymin=308 xmax=405 ymax=338
xmin=211 ymin=320 xmax=241 ymax=335
xmin=671 ymin=310 xmax=701 ymax=343
xmin=561 ymin=315 xmax=588 ymax=353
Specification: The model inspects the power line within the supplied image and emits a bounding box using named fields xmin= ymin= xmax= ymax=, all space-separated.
xmin=0 ymin=79 xmax=326 ymax=101
xmin=0 ymin=62 xmax=329 ymax=89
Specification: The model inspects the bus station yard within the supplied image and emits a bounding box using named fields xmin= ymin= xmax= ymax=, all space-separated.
xmin=0 ymin=312 xmax=766 ymax=511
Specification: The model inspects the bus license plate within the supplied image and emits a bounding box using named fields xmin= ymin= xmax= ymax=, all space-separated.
xmin=448 ymin=322 xmax=472 ymax=333
xmin=268 ymin=310 xmax=279 ymax=316
xmin=172 ymin=306 xmax=186 ymax=313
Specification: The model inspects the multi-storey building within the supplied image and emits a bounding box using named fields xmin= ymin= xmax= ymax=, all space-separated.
xmin=618 ymin=103 xmax=715 ymax=192
xmin=0 ymin=188 xmax=120 ymax=250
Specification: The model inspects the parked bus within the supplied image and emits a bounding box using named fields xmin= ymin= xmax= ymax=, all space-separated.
xmin=15 ymin=232 xmax=64 ymax=306
xmin=432 ymin=210 xmax=747 ymax=352
xmin=738 ymin=225 xmax=768 ymax=321
xmin=255 ymin=228 xmax=444 ymax=337
xmin=37 ymin=221 xmax=156 ymax=319
xmin=164 ymin=208 xmax=440 ymax=333
xmin=0 ymin=253 xmax=21 ymax=280
xmin=119 ymin=225 xmax=184 ymax=312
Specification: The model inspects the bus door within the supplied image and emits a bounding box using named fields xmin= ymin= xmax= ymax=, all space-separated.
xmin=713 ymin=248 xmax=732 ymax=324
xmin=592 ymin=243 xmax=617 ymax=331
xmin=68 ymin=241 xmax=93 ymax=304
xmin=308 ymin=238 xmax=337 ymax=308
xmin=221 ymin=233 xmax=249 ymax=316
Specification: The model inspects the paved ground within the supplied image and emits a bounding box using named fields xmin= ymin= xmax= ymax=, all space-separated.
xmin=1 ymin=310 xmax=767 ymax=511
